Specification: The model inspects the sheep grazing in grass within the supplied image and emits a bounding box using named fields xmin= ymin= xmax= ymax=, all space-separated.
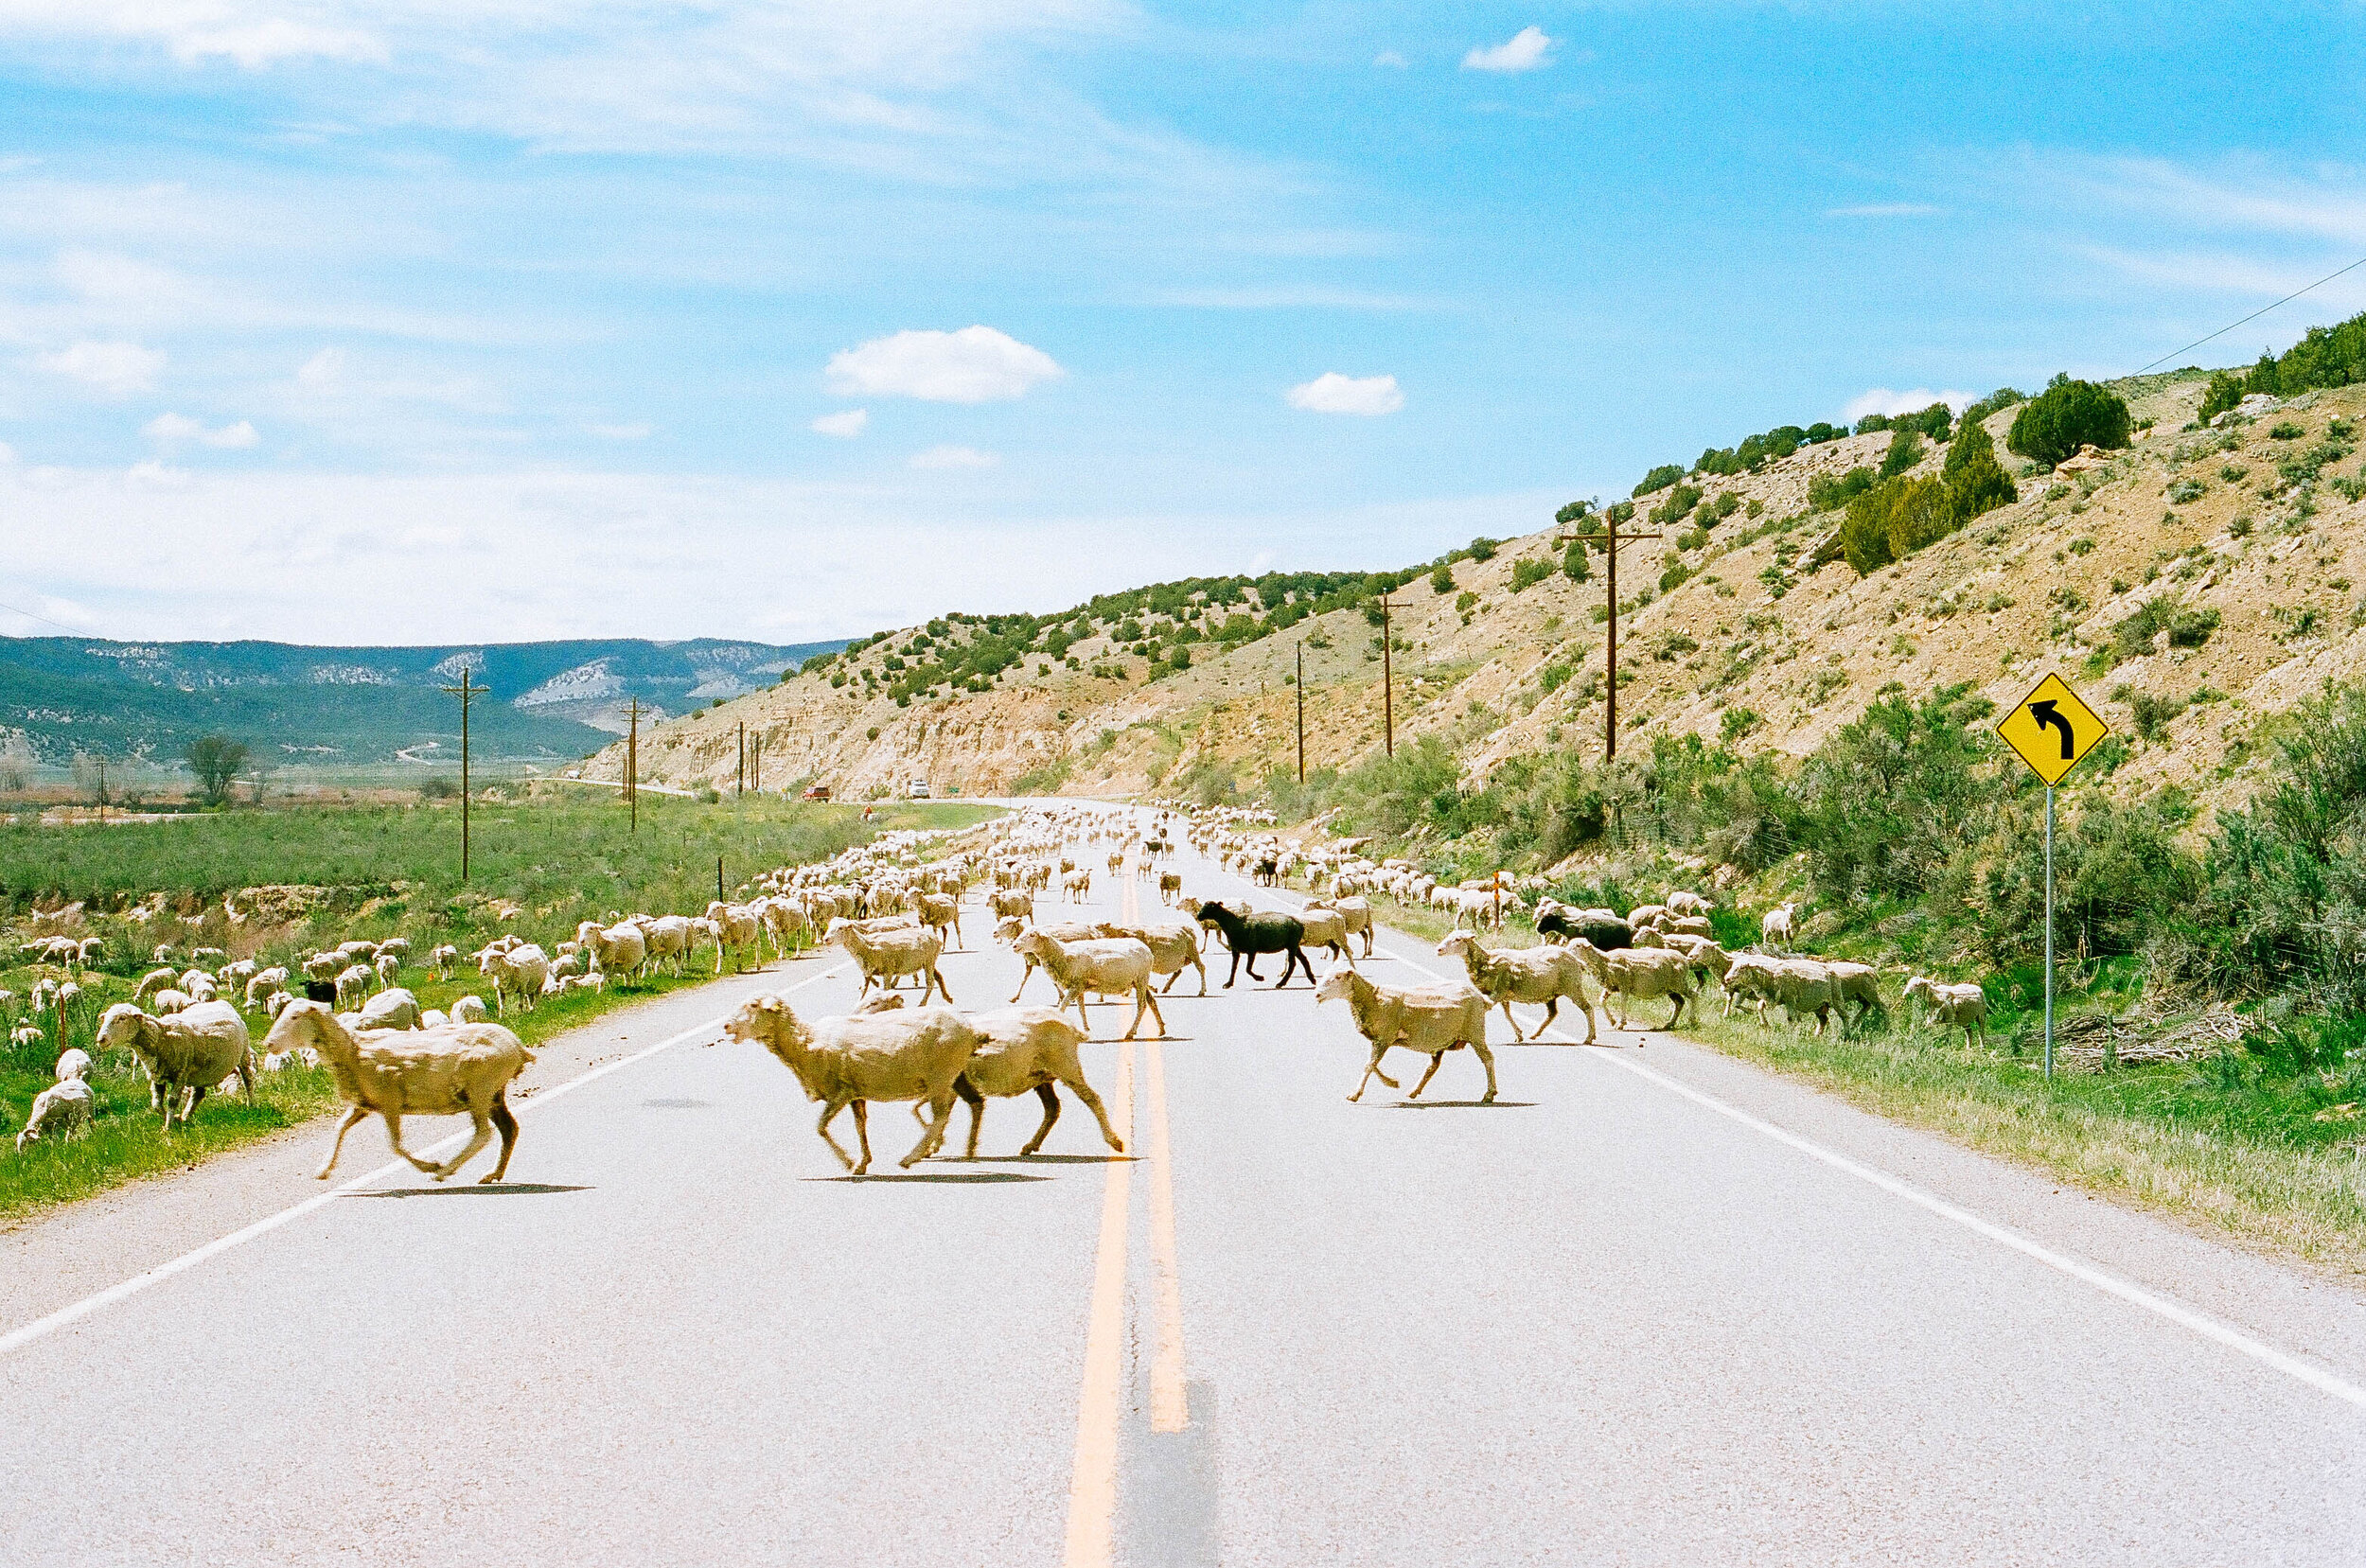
xmin=1568 ymin=941 xmax=1691 ymax=1032
xmin=724 ymin=992 xmax=980 ymax=1175
xmin=1905 ymin=976 xmax=1989 ymax=1047
xmin=705 ymin=901 xmax=766 ymax=973
xmin=1436 ymin=929 xmax=1598 ymax=1044
xmin=1667 ymin=890 xmax=1715 ymax=917
xmin=430 ymin=943 xmax=461 ymax=981
xmin=243 ymin=967 xmax=290 ymax=1012
xmin=942 ymin=1006 xmax=1125 ymax=1158
xmin=1012 ymin=929 xmax=1165 ymax=1040
xmin=577 ymin=921 xmax=649 ymax=985
xmin=374 ymin=952 xmax=401 ymax=992
xmin=96 ymin=1000 xmax=254 ymax=1131
xmin=1190 ymin=901 xmax=1314 ymax=989
xmin=54 ymin=1048 xmax=92 ymax=1083
xmin=9 ymin=1023 xmax=44 ymax=1051
xmin=132 ymin=966 xmax=180 ymax=1004
xmin=301 ymin=952 xmax=344 ymax=985
xmin=1826 ymin=961 xmax=1881 ymax=1028
xmin=1760 ymin=901 xmax=1800 ymax=948
xmin=1094 ymin=918 xmax=1207 ymax=996
xmin=16 ymin=1077 xmax=95 ymax=1153
xmin=357 ymin=987 xmax=421 ymax=1032
xmin=333 ymin=964 xmax=373 ymax=1011
xmin=636 ymin=915 xmax=695 ymax=977
xmin=264 ymin=1000 xmax=533 ymax=1184
xmin=1315 ymin=967 xmax=1496 ymax=1103
xmin=1534 ymin=900 xmax=1632 ymax=951
xmin=477 ymin=944 xmax=551 ymax=1015
xmin=1722 ymin=953 xmax=1780 ymax=1017
xmin=827 ymin=918 xmax=953 ymax=1005
xmin=1767 ymin=959 xmax=1836 ymax=1034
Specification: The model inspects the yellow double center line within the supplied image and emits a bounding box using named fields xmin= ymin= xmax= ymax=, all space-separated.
xmin=1062 ymin=837 xmax=1191 ymax=1568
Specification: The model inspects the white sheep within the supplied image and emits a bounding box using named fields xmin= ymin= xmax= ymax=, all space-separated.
xmin=1436 ymin=929 xmax=1598 ymax=1044
xmin=264 ymin=1001 xmax=534 ymax=1183
xmin=95 ymin=1000 xmax=254 ymax=1131
xmin=1767 ymin=959 xmax=1836 ymax=1034
xmin=826 ymin=918 xmax=953 ymax=1004
xmin=1760 ymin=901 xmax=1800 ymax=947
xmin=430 ymin=943 xmax=461 ymax=981
xmin=723 ymin=992 xmax=980 ymax=1174
xmin=16 ymin=1077 xmax=95 ymax=1152
xmin=1568 ymin=941 xmax=1691 ymax=1031
xmin=1315 ymin=967 xmax=1496 ymax=1103
xmin=1093 ymin=918 xmax=1207 ymax=996
xmin=1905 ymin=976 xmax=1988 ymax=1047
xmin=1666 ymin=890 xmax=1715 ymax=917
xmin=357 ymin=987 xmax=421 ymax=1031
xmin=943 ymin=1006 xmax=1125 ymax=1158
xmin=1305 ymin=895 xmax=1376 ymax=958
xmin=1012 ymin=929 xmax=1164 ymax=1040
xmin=333 ymin=964 xmax=373 ymax=1011
xmin=477 ymin=944 xmax=551 ymax=1015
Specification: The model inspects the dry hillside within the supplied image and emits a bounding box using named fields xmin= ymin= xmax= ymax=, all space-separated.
xmin=590 ymin=369 xmax=2366 ymax=812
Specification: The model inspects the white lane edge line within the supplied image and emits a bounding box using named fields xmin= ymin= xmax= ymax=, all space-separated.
xmin=1255 ymin=870 xmax=2366 ymax=1413
xmin=0 ymin=960 xmax=853 ymax=1360
xmin=1569 ymin=1043 xmax=2366 ymax=1412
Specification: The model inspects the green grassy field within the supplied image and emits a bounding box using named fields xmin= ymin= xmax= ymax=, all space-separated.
xmin=0 ymin=791 xmax=998 ymax=1222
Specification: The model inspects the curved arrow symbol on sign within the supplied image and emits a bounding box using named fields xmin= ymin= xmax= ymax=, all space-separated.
xmin=2028 ymin=698 xmax=2075 ymax=760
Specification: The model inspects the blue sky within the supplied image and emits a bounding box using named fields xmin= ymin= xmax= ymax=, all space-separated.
xmin=0 ymin=3 xmax=2360 ymax=644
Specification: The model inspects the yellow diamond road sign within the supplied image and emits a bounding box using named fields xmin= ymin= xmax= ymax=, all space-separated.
xmin=1999 ymin=672 xmax=2108 ymax=785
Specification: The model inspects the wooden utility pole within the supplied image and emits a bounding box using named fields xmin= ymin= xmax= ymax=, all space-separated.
xmin=1377 ymin=595 xmax=1397 ymax=757
xmin=1295 ymin=641 xmax=1306 ymax=784
xmin=750 ymin=731 xmax=760 ymax=794
xmin=736 ymin=721 xmax=746 ymax=797
xmin=439 ymin=665 xmax=490 ymax=879
xmin=96 ymin=757 xmax=105 ymax=825
xmin=1557 ymin=509 xmax=1661 ymax=761
xmin=625 ymin=698 xmax=644 ymax=833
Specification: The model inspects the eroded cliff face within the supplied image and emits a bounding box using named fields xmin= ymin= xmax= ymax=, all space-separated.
xmin=592 ymin=372 xmax=2366 ymax=816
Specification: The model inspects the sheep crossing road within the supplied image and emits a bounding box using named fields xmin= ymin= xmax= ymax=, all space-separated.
xmin=8 ymin=817 xmax=2366 ymax=1565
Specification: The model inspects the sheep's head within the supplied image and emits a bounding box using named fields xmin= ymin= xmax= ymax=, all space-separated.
xmin=94 ymin=1002 xmax=149 ymax=1052
xmin=261 ymin=998 xmax=332 ymax=1057
xmin=1314 ymin=969 xmax=1356 ymax=1006
xmin=1436 ymin=930 xmax=1479 ymax=959
xmin=1903 ymin=976 xmax=1935 ymax=1004
xmin=1013 ymin=929 xmax=1054 ymax=960
xmin=725 ymin=994 xmax=810 ymax=1051
xmin=822 ymin=918 xmax=855 ymax=946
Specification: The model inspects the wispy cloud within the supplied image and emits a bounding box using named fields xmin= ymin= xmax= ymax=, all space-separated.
xmin=810 ymin=409 xmax=869 ymax=438
xmin=143 ymin=412 xmax=259 ymax=449
xmin=38 ymin=339 xmax=163 ymax=394
xmin=1287 ymin=372 xmax=1404 ymax=415
xmin=1844 ymin=387 xmax=1975 ymax=420
xmin=588 ymin=421 xmax=653 ymax=440
xmin=1374 ymin=50 xmax=1406 ymax=69
xmin=909 ymin=444 xmax=998 ymax=468
xmin=1463 ymin=26 xmax=1553 ymax=74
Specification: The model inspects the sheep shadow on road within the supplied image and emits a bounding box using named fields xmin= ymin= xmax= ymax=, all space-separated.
xmin=1385 ymin=1101 xmax=1538 ymax=1110
xmin=344 ymin=1183 xmax=593 ymax=1197
xmin=810 ymin=1172 xmax=1051 ymax=1184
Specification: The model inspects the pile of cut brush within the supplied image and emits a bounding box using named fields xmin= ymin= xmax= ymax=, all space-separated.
xmin=2047 ymin=1009 xmax=2247 ymax=1070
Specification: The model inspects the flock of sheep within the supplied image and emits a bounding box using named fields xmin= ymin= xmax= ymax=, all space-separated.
xmin=7 ymin=801 xmax=1993 ymax=1185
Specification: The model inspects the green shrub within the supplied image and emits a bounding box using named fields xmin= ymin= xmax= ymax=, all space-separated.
xmin=1510 ymin=558 xmax=1553 ymax=592
xmin=1632 ymin=465 xmax=1685 ymax=498
xmin=1880 ymin=428 xmax=1927 ymax=479
xmin=2198 ymin=370 xmax=2247 ymax=423
xmin=1703 ymin=491 xmax=1740 ymax=523
xmin=2270 ymin=420 xmax=2305 ymax=441
xmin=1540 ymin=661 xmax=1572 ymax=694
xmin=1431 ymin=564 xmax=1456 ymax=594
xmin=1808 ymin=466 xmax=1878 ymax=513
xmin=1649 ymin=484 xmax=1703 ymax=526
xmin=1465 ymin=537 xmax=1499 ymax=562
xmin=1659 ymin=560 xmax=1696 ymax=593
xmin=1561 ymin=542 xmax=1591 ymax=582
xmin=2007 ymin=375 xmax=2133 ymax=467
xmin=1720 ymin=707 xmax=1761 ymax=741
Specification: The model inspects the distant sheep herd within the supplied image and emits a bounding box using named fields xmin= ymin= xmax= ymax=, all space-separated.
xmin=5 ymin=802 xmax=1990 ymax=1182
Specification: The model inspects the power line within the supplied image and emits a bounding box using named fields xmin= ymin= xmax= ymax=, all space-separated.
xmin=2133 ymin=254 xmax=2366 ymax=377
xmin=0 ymin=597 xmax=87 ymax=636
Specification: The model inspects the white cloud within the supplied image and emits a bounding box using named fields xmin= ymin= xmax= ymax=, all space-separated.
xmin=38 ymin=339 xmax=164 ymax=395
xmin=909 ymin=444 xmax=998 ymax=468
xmin=1844 ymin=387 xmax=1977 ymax=421
xmin=1287 ymin=371 xmax=1404 ymax=416
xmin=1374 ymin=50 xmax=1406 ymax=69
xmin=1463 ymin=26 xmax=1553 ymax=74
xmin=0 ymin=2 xmax=385 ymax=67
xmin=826 ymin=326 xmax=1063 ymax=404
xmin=143 ymin=412 xmax=258 ymax=449
xmin=296 ymin=347 xmax=344 ymax=389
xmin=0 ymin=442 xmax=16 ymax=465
xmin=588 ymin=421 xmax=654 ymax=440
xmin=810 ymin=408 xmax=870 ymax=438
xmin=1825 ymin=203 xmax=1942 ymax=219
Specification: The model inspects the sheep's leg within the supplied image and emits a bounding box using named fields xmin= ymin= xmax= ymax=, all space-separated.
xmin=1192 ymin=953 xmax=1208 ymax=997
xmin=952 ymin=1078 xmax=988 ymax=1157
xmin=816 ymin=1099 xmax=859 ymax=1172
xmin=1471 ymin=1034 xmax=1500 ymax=1103
xmin=1010 ymin=962 xmax=1033 ymax=1004
xmin=433 ymin=1108 xmax=496 ymax=1182
xmin=1161 ymin=967 xmax=1182 ymax=994
xmin=851 ymin=1101 xmax=875 ymax=1174
xmin=1069 ymin=988 xmax=1092 ymax=1035
xmin=317 ymin=1104 xmax=370 ymax=1180
xmin=1666 ymin=994 xmax=1685 ymax=1030
xmin=927 ymin=965 xmax=954 ymax=1005
xmin=1350 ymin=1044 xmax=1399 ymax=1101
xmin=1141 ymin=984 xmax=1165 ymax=1039
xmin=381 ymin=1110 xmax=442 ymax=1175
xmin=1407 ymin=1051 xmax=1445 ymax=1099
xmin=481 ymin=1098 xmax=521 ymax=1183
xmin=902 ymin=1090 xmax=955 ymax=1168
xmin=1018 ymin=1082 xmax=1061 ymax=1156
xmin=1496 ymin=999 xmax=1527 ymax=1043
xmin=1060 ymin=1074 xmax=1123 ymax=1154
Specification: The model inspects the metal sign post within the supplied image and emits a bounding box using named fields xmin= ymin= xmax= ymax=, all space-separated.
xmin=1998 ymin=672 xmax=2109 ymax=1081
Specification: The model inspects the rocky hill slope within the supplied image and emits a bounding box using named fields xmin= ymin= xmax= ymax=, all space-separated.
xmin=594 ymin=367 xmax=2366 ymax=816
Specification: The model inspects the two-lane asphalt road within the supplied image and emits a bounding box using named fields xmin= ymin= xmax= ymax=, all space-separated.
xmin=8 ymin=812 xmax=2366 ymax=1565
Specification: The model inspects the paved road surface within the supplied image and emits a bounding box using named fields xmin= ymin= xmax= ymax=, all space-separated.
xmin=7 ymin=807 xmax=2366 ymax=1565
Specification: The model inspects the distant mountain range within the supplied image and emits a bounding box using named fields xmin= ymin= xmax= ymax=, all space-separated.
xmin=0 ymin=636 xmax=842 ymax=769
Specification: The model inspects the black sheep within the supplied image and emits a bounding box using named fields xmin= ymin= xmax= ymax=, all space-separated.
xmin=1537 ymin=905 xmax=1631 ymax=951
xmin=1190 ymin=900 xmax=1314 ymax=988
